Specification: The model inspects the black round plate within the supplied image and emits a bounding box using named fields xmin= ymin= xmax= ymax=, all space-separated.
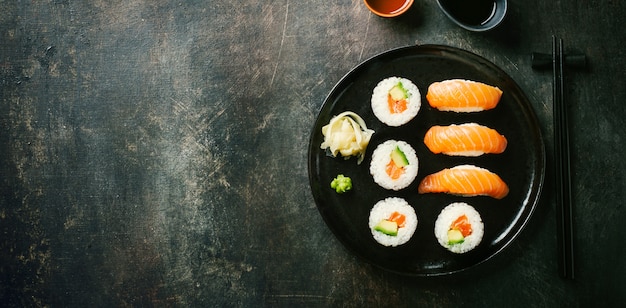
xmin=308 ymin=45 xmax=545 ymax=276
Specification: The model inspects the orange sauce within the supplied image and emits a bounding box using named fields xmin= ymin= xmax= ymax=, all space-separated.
xmin=368 ymin=0 xmax=412 ymax=15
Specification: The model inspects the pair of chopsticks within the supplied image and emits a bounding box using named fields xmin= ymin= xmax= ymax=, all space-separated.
xmin=532 ymin=36 xmax=585 ymax=280
xmin=552 ymin=37 xmax=575 ymax=280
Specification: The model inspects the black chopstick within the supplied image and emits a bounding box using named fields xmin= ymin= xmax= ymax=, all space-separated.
xmin=553 ymin=36 xmax=575 ymax=280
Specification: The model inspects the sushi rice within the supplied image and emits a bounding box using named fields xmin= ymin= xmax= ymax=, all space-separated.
xmin=369 ymin=197 xmax=418 ymax=247
xmin=371 ymin=77 xmax=421 ymax=126
xmin=434 ymin=202 xmax=484 ymax=253
xmin=370 ymin=140 xmax=419 ymax=191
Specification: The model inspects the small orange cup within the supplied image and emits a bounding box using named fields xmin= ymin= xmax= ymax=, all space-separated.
xmin=364 ymin=0 xmax=414 ymax=18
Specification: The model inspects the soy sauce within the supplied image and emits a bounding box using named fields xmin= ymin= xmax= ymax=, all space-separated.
xmin=440 ymin=0 xmax=497 ymax=26
xmin=368 ymin=0 xmax=411 ymax=15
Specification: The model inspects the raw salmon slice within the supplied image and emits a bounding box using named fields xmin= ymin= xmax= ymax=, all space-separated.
xmin=424 ymin=123 xmax=508 ymax=156
xmin=426 ymin=79 xmax=503 ymax=112
xmin=418 ymin=165 xmax=509 ymax=199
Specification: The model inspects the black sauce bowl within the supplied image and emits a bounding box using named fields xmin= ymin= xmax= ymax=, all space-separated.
xmin=436 ymin=0 xmax=508 ymax=32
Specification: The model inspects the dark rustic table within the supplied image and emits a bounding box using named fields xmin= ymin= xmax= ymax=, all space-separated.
xmin=2 ymin=0 xmax=624 ymax=306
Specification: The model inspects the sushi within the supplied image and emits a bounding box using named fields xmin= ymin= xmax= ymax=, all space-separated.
xmin=369 ymin=197 xmax=418 ymax=247
xmin=426 ymin=79 xmax=502 ymax=112
xmin=417 ymin=165 xmax=509 ymax=199
xmin=370 ymin=140 xmax=419 ymax=191
xmin=434 ymin=202 xmax=484 ymax=253
xmin=371 ymin=77 xmax=421 ymax=126
xmin=423 ymin=123 xmax=507 ymax=156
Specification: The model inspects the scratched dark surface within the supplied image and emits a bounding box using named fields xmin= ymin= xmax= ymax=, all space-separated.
xmin=1 ymin=0 xmax=625 ymax=306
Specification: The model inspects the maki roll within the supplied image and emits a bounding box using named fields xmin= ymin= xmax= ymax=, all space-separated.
xmin=370 ymin=140 xmax=419 ymax=191
xmin=434 ymin=202 xmax=484 ymax=253
xmin=371 ymin=77 xmax=421 ymax=126
xmin=369 ymin=197 xmax=418 ymax=247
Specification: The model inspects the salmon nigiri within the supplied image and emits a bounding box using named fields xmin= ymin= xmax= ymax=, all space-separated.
xmin=424 ymin=123 xmax=507 ymax=156
xmin=418 ymin=165 xmax=509 ymax=199
xmin=426 ymin=79 xmax=503 ymax=112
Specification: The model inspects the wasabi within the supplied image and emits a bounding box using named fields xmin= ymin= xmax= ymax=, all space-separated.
xmin=330 ymin=174 xmax=352 ymax=193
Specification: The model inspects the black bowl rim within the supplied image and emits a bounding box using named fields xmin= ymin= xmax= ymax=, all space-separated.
xmin=436 ymin=0 xmax=508 ymax=32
